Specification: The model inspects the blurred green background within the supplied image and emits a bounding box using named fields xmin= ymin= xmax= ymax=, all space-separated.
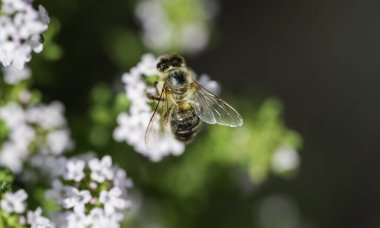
xmin=23 ymin=0 xmax=380 ymax=227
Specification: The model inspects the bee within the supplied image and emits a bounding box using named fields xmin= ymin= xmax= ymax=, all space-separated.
xmin=145 ymin=54 xmax=243 ymax=144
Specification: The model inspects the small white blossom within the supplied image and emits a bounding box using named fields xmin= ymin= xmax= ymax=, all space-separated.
xmin=46 ymin=130 xmax=73 ymax=155
xmin=9 ymin=124 xmax=35 ymax=150
xmin=63 ymin=211 xmax=87 ymax=228
xmin=86 ymin=207 xmax=123 ymax=228
xmin=2 ymin=65 xmax=31 ymax=84
xmin=272 ymin=147 xmax=300 ymax=173
xmin=99 ymin=187 xmax=129 ymax=215
xmin=0 ymin=102 xmax=25 ymax=128
xmin=88 ymin=155 xmax=114 ymax=183
xmin=63 ymin=160 xmax=85 ymax=182
xmin=0 ymin=189 xmax=27 ymax=213
xmin=0 ymin=0 xmax=49 ymax=68
xmin=46 ymin=180 xmax=70 ymax=202
xmin=198 ymin=74 xmax=220 ymax=95
xmin=31 ymin=155 xmax=68 ymax=179
xmin=0 ymin=142 xmax=28 ymax=173
xmin=27 ymin=207 xmax=54 ymax=228
xmin=63 ymin=188 xmax=91 ymax=214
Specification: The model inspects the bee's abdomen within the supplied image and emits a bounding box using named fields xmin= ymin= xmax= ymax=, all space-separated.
xmin=171 ymin=108 xmax=201 ymax=143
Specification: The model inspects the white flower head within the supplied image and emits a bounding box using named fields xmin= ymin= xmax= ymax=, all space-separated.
xmin=46 ymin=154 xmax=133 ymax=228
xmin=0 ymin=189 xmax=27 ymax=213
xmin=0 ymin=100 xmax=72 ymax=174
xmin=135 ymin=0 xmax=215 ymax=54
xmin=0 ymin=0 xmax=49 ymax=68
xmin=2 ymin=65 xmax=31 ymax=84
xmin=26 ymin=102 xmax=67 ymax=130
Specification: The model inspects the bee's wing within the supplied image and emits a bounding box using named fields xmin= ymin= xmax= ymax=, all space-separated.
xmin=145 ymin=86 xmax=174 ymax=144
xmin=189 ymin=81 xmax=243 ymax=127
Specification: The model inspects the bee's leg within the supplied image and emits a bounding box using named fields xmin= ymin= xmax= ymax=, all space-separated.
xmin=154 ymin=81 xmax=160 ymax=95
xmin=146 ymin=81 xmax=166 ymax=101
xmin=145 ymin=92 xmax=162 ymax=101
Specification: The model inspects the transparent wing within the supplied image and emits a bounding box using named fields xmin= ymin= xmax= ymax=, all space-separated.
xmin=145 ymin=86 xmax=173 ymax=144
xmin=189 ymin=82 xmax=243 ymax=127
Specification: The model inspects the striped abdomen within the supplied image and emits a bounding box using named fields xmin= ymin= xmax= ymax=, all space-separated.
xmin=170 ymin=104 xmax=201 ymax=143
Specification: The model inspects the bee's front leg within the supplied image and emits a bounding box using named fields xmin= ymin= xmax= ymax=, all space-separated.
xmin=145 ymin=92 xmax=162 ymax=101
xmin=145 ymin=81 xmax=165 ymax=101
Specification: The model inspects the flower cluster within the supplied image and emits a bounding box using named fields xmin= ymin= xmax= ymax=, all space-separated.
xmin=114 ymin=54 xmax=219 ymax=162
xmin=2 ymin=65 xmax=31 ymax=85
xmin=0 ymin=0 xmax=50 ymax=69
xmin=46 ymin=155 xmax=133 ymax=228
xmin=0 ymin=189 xmax=53 ymax=227
xmin=0 ymin=101 xmax=73 ymax=173
xmin=135 ymin=0 xmax=218 ymax=54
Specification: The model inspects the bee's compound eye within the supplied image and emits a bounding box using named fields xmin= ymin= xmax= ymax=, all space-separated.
xmin=157 ymin=58 xmax=169 ymax=72
xmin=168 ymin=71 xmax=186 ymax=86
xmin=169 ymin=55 xmax=185 ymax=67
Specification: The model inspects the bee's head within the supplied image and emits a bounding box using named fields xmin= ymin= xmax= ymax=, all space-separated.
xmin=157 ymin=54 xmax=185 ymax=72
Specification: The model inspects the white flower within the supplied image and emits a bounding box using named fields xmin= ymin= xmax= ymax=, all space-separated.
xmin=63 ymin=211 xmax=87 ymax=228
xmin=88 ymin=155 xmax=114 ymax=183
xmin=272 ymin=147 xmax=300 ymax=173
xmin=99 ymin=187 xmax=129 ymax=215
xmin=0 ymin=189 xmax=27 ymax=213
xmin=63 ymin=188 xmax=91 ymax=214
xmin=0 ymin=0 xmax=49 ymax=68
xmin=113 ymin=167 xmax=133 ymax=190
xmin=85 ymin=208 xmax=123 ymax=228
xmin=46 ymin=129 xmax=73 ymax=155
xmin=27 ymin=207 xmax=54 ymax=228
xmin=0 ymin=142 xmax=28 ymax=173
xmin=0 ymin=102 xmax=25 ymax=128
xmin=198 ymin=74 xmax=220 ymax=95
xmin=31 ymin=155 xmax=68 ymax=179
xmin=63 ymin=160 xmax=85 ymax=182
xmin=46 ymin=180 xmax=70 ymax=202
xmin=9 ymin=124 xmax=36 ymax=150
xmin=2 ymin=65 xmax=31 ymax=84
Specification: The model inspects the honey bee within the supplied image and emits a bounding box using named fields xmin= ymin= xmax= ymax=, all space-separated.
xmin=145 ymin=54 xmax=243 ymax=144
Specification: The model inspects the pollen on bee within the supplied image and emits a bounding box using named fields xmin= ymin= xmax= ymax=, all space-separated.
xmin=177 ymin=101 xmax=191 ymax=110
